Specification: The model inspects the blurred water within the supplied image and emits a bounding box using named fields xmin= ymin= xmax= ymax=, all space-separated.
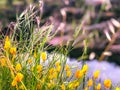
xmin=67 ymin=58 xmax=120 ymax=85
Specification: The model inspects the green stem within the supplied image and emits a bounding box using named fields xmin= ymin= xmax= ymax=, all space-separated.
xmin=21 ymin=81 xmax=27 ymax=90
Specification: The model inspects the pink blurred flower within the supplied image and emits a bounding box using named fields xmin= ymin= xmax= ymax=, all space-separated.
xmin=85 ymin=0 xmax=110 ymax=6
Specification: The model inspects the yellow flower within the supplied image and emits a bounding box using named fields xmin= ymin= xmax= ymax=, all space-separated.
xmin=65 ymin=64 xmax=70 ymax=71
xmin=68 ymin=82 xmax=73 ymax=89
xmin=84 ymin=87 xmax=88 ymax=90
xmin=56 ymin=65 xmax=61 ymax=72
xmin=55 ymin=61 xmax=60 ymax=67
xmin=82 ymin=64 xmax=88 ymax=74
xmin=75 ymin=70 xmax=83 ymax=78
xmin=61 ymin=83 xmax=65 ymax=90
xmin=4 ymin=36 xmax=11 ymax=50
xmin=49 ymin=68 xmax=55 ymax=75
xmin=37 ymin=64 xmax=42 ymax=73
xmin=96 ymin=83 xmax=101 ymax=90
xmin=104 ymin=79 xmax=112 ymax=88
xmin=27 ymin=59 xmax=32 ymax=64
xmin=15 ymin=73 xmax=24 ymax=82
xmin=49 ymin=75 xmax=53 ymax=80
xmin=41 ymin=52 xmax=47 ymax=62
xmin=12 ymin=73 xmax=24 ymax=87
xmin=49 ymin=72 xmax=58 ymax=79
xmin=73 ymin=80 xmax=79 ymax=88
xmin=93 ymin=70 xmax=100 ymax=79
xmin=68 ymin=80 xmax=79 ymax=89
xmin=11 ymin=80 xmax=17 ymax=86
xmin=116 ymin=87 xmax=120 ymax=90
xmin=41 ymin=78 xmax=45 ymax=83
xmin=0 ymin=57 xmax=7 ymax=67
xmin=66 ymin=70 xmax=71 ymax=78
xmin=53 ymin=72 xmax=57 ymax=79
xmin=47 ymin=83 xmax=51 ymax=88
xmin=87 ymin=79 xmax=93 ymax=87
xmin=47 ymin=80 xmax=55 ymax=88
xmin=55 ymin=61 xmax=61 ymax=72
xmin=15 ymin=63 xmax=22 ymax=71
xmin=10 ymin=47 xmax=16 ymax=55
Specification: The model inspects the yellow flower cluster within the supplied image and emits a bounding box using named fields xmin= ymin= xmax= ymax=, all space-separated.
xmin=4 ymin=36 xmax=17 ymax=56
xmin=75 ymin=64 xmax=88 ymax=79
xmin=68 ymin=80 xmax=80 ymax=89
xmin=48 ymin=68 xmax=57 ymax=79
xmin=47 ymin=80 xmax=55 ymax=88
xmin=2 ymin=36 xmax=115 ymax=90
xmin=84 ymin=70 xmax=112 ymax=90
xmin=85 ymin=78 xmax=111 ymax=90
xmin=12 ymin=73 xmax=24 ymax=86
xmin=65 ymin=64 xmax=71 ymax=78
xmin=84 ymin=70 xmax=101 ymax=89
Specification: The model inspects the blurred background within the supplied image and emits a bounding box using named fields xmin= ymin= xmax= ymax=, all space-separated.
xmin=0 ymin=0 xmax=120 ymax=65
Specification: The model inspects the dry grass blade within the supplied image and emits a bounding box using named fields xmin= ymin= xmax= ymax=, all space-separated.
xmin=60 ymin=8 xmax=67 ymax=22
xmin=104 ymin=30 xmax=111 ymax=41
xmin=103 ymin=51 xmax=112 ymax=56
xmin=111 ymin=18 xmax=120 ymax=28
xmin=108 ymin=22 xmax=115 ymax=34
xmin=99 ymin=29 xmax=120 ymax=61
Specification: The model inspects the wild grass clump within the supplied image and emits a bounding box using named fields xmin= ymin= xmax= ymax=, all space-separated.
xmin=0 ymin=35 xmax=116 ymax=90
xmin=0 ymin=2 xmax=119 ymax=90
